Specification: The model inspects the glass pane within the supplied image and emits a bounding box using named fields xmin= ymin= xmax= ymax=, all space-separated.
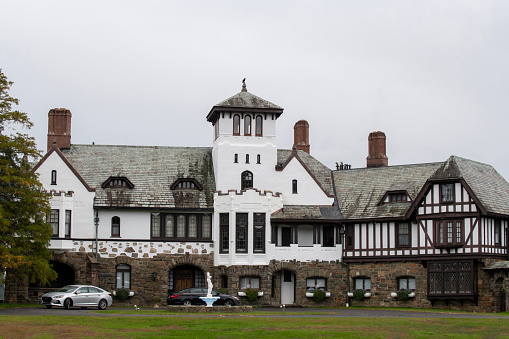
xmin=116 ymin=272 xmax=122 ymax=289
xmin=447 ymin=222 xmax=453 ymax=243
xmin=124 ymin=271 xmax=130 ymax=289
xmin=188 ymin=215 xmax=197 ymax=238
xmin=165 ymin=215 xmax=174 ymax=237
xmin=364 ymin=279 xmax=371 ymax=290
xmin=151 ymin=213 xmax=160 ymax=237
xmin=177 ymin=215 xmax=185 ymax=237
xmin=355 ymin=279 xmax=363 ymax=290
xmin=408 ymin=278 xmax=416 ymax=290
xmin=399 ymin=279 xmax=408 ymax=290
xmin=251 ymin=277 xmax=260 ymax=289
xmin=202 ymin=215 xmax=211 ymax=238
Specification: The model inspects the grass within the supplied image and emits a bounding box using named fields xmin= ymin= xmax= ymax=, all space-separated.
xmin=1 ymin=314 xmax=508 ymax=338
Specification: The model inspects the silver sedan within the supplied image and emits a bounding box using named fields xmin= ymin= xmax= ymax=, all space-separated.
xmin=41 ymin=285 xmax=113 ymax=310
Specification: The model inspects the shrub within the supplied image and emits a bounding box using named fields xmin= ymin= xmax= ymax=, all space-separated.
xmin=244 ymin=288 xmax=259 ymax=302
xmin=352 ymin=289 xmax=367 ymax=301
xmin=313 ymin=289 xmax=326 ymax=302
xmin=217 ymin=288 xmax=228 ymax=295
xmin=115 ymin=288 xmax=130 ymax=301
xmin=396 ymin=289 xmax=411 ymax=301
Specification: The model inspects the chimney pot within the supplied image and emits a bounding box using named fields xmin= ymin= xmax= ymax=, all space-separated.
xmin=47 ymin=108 xmax=72 ymax=151
xmin=366 ymin=131 xmax=388 ymax=167
xmin=293 ymin=120 xmax=310 ymax=154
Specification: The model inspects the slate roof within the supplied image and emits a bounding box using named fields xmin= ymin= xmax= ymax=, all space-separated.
xmin=277 ymin=149 xmax=334 ymax=197
xmin=271 ymin=205 xmax=341 ymax=221
xmin=333 ymin=162 xmax=442 ymax=220
xmin=61 ymin=145 xmax=215 ymax=209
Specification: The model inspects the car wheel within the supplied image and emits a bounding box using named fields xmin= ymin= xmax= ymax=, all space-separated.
xmin=182 ymin=300 xmax=192 ymax=306
xmin=64 ymin=299 xmax=72 ymax=309
xmin=45 ymin=305 xmax=52 ymax=309
xmin=224 ymin=299 xmax=234 ymax=307
xmin=98 ymin=299 xmax=108 ymax=310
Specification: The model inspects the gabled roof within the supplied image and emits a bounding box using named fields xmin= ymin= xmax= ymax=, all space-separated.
xmin=277 ymin=149 xmax=334 ymax=197
xmin=61 ymin=144 xmax=215 ymax=209
xmin=431 ymin=156 xmax=509 ymax=216
xmin=207 ymin=88 xmax=283 ymax=122
xmin=333 ymin=162 xmax=442 ymax=221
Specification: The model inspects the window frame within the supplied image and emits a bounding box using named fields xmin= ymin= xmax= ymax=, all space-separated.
xmin=51 ymin=170 xmax=57 ymax=185
xmin=219 ymin=213 xmax=229 ymax=254
xmin=240 ymin=276 xmax=260 ymax=289
xmin=396 ymin=222 xmax=411 ymax=247
xmin=397 ymin=276 xmax=416 ymax=290
xmin=434 ymin=219 xmax=464 ymax=247
xmin=116 ymin=264 xmax=131 ymax=289
xmin=244 ymin=115 xmax=251 ymax=136
xmin=292 ymin=179 xmax=298 ymax=194
xmin=150 ymin=213 xmax=213 ymax=241
xmin=388 ymin=192 xmax=407 ymax=203
xmin=494 ymin=220 xmax=502 ymax=245
xmin=49 ymin=209 xmax=59 ymax=238
xmin=236 ymin=213 xmax=248 ymax=253
xmin=440 ymin=183 xmax=455 ymax=203
xmin=427 ymin=260 xmax=476 ymax=298
xmin=255 ymin=115 xmax=263 ymax=136
xmin=354 ymin=277 xmax=371 ymax=290
xmin=241 ymin=171 xmax=253 ymax=190
xmin=65 ymin=210 xmax=71 ymax=238
xmin=253 ymin=213 xmax=265 ymax=253
xmin=233 ymin=114 xmax=241 ymax=136
xmin=111 ymin=216 xmax=121 ymax=237
xmin=306 ymin=277 xmax=326 ymax=290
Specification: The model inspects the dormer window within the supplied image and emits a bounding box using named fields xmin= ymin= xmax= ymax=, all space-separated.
xmin=170 ymin=178 xmax=203 ymax=191
xmin=102 ymin=177 xmax=134 ymax=189
xmin=389 ymin=192 xmax=407 ymax=203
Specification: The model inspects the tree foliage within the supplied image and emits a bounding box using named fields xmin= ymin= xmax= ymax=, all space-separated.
xmin=0 ymin=69 xmax=56 ymax=285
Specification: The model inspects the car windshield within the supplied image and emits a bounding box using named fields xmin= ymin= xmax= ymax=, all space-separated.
xmin=56 ymin=286 xmax=79 ymax=293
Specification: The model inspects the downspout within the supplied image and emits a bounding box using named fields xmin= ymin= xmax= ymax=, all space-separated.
xmin=94 ymin=200 xmax=99 ymax=260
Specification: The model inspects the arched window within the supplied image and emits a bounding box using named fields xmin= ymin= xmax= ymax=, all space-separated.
xmin=241 ymin=171 xmax=253 ymax=190
xmin=111 ymin=216 xmax=120 ymax=237
xmin=292 ymin=179 xmax=298 ymax=194
xmin=257 ymin=154 xmax=261 ymax=164
xmin=116 ymin=264 xmax=131 ymax=289
xmin=233 ymin=115 xmax=240 ymax=135
xmin=244 ymin=115 xmax=251 ymax=135
xmin=255 ymin=115 xmax=263 ymax=136
xmin=234 ymin=153 xmax=238 ymax=163
xmin=51 ymin=170 xmax=57 ymax=185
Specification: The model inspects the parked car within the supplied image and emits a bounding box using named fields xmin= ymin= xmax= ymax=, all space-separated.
xmin=41 ymin=285 xmax=113 ymax=310
xmin=167 ymin=288 xmax=240 ymax=306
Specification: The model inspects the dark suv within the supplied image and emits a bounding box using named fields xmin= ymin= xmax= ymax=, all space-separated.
xmin=167 ymin=288 xmax=240 ymax=306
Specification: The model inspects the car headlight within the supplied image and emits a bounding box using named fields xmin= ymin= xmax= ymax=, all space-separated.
xmin=53 ymin=295 xmax=65 ymax=299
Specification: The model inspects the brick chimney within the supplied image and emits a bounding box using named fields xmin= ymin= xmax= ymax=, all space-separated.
xmin=47 ymin=108 xmax=72 ymax=151
xmin=366 ymin=131 xmax=388 ymax=167
xmin=294 ymin=120 xmax=310 ymax=154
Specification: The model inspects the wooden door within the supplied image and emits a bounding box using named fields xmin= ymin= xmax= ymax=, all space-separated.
xmin=175 ymin=269 xmax=193 ymax=291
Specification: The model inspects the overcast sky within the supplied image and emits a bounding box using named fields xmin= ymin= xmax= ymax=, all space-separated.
xmin=2 ymin=1 xmax=509 ymax=179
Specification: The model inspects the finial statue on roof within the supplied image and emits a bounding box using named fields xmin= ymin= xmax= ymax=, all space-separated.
xmin=241 ymin=78 xmax=247 ymax=92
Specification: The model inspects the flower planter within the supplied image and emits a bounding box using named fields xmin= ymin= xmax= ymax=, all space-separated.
xmin=391 ymin=292 xmax=415 ymax=298
xmin=238 ymin=291 xmax=263 ymax=297
xmin=347 ymin=292 xmax=371 ymax=298
xmin=113 ymin=290 xmax=135 ymax=297
xmin=306 ymin=291 xmax=331 ymax=298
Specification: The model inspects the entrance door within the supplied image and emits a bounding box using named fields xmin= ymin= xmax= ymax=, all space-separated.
xmin=281 ymin=270 xmax=295 ymax=304
xmin=175 ymin=269 xmax=194 ymax=291
xmin=281 ymin=228 xmax=291 ymax=247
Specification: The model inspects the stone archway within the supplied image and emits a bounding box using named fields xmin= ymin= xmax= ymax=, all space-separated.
xmin=168 ymin=265 xmax=205 ymax=293
xmin=495 ymin=277 xmax=506 ymax=312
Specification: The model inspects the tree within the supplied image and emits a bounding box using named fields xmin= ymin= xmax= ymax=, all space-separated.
xmin=0 ymin=69 xmax=56 ymax=286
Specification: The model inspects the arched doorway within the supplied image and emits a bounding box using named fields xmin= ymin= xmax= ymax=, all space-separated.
xmin=495 ymin=277 xmax=506 ymax=312
xmin=168 ymin=265 xmax=205 ymax=293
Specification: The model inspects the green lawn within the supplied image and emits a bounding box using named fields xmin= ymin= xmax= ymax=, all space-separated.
xmin=0 ymin=313 xmax=508 ymax=338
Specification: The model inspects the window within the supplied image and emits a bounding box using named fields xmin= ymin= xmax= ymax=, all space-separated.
xmin=495 ymin=220 xmax=501 ymax=245
xmin=236 ymin=213 xmax=248 ymax=253
xmin=397 ymin=277 xmax=416 ymax=290
xmin=253 ymin=213 xmax=265 ymax=253
xmin=244 ymin=115 xmax=251 ymax=135
xmin=255 ymin=115 xmax=263 ymax=136
xmin=435 ymin=220 xmax=463 ymax=247
xmin=151 ymin=213 xmax=212 ymax=240
xmin=65 ymin=210 xmax=71 ymax=238
xmin=396 ymin=223 xmax=410 ymax=247
xmin=307 ymin=277 xmax=326 ymax=290
xmin=234 ymin=153 xmax=238 ymax=163
xmin=240 ymin=276 xmax=260 ymax=289
xmin=388 ymin=192 xmax=407 ymax=203
xmin=111 ymin=216 xmax=120 ymax=237
xmin=220 ymin=213 xmax=229 ymax=254
xmin=256 ymin=154 xmax=261 ymax=164
xmin=346 ymin=225 xmax=354 ymax=249
xmin=440 ymin=183 xmax=455 ymax=203
xmin=245 ymin=154 xmax=250 ymax=164
xmin=323 ymin=225 xmax=334 ymax=247
xmin=292 ymin=179 xmax=298 ymax=194
xmin=428 ymin=260 xmax=474 ymax=296
xmin=233 ymin=115 xmax=240 ymax=135
xmin=49 ymin=209 xmax=59 ymax=237
xmin=214 ymin=120 xmax=219 ymax=140
xmin=241 ymin=171 xmax=253 ymax=190
xmin=354 ymin=277 xmax=371 ymax=290
xmin=102 ymin=177 xmax=134 ymax=189
xmin=51 ymin=170 xmax=57 ymax=185
xmin=116 ymin=264 xmax=131 ymax=289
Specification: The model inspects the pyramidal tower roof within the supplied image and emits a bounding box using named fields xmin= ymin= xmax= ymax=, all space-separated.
xmin=207 ymin=79 xmax=283 ymax=122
